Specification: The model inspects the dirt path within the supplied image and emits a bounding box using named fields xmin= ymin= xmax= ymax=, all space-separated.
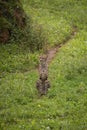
xmin=37 ymin=27 xmax=77 ymax=96
xmin=44 ymin=27 xmax=77 ymax=64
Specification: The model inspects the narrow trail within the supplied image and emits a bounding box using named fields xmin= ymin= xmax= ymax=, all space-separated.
xmin=42 ymin=27 xmax=77 ymax=64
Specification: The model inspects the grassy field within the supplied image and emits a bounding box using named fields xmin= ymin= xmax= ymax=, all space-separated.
xmin=0 ymin=0 xmax=87 ymax=130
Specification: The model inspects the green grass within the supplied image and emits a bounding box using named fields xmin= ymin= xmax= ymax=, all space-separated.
xmin=22 ymin=0 xmax=87 ymax=46
xmin=0 ymin=43 xmax=39 ymax=73
xmin=22 ymin=0 xmax=72 ymax=47
xmin=0 ymin=0 xmax=87 ymax=130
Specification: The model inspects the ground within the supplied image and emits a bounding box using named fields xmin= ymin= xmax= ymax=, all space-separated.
xmin=0 ymin=0 xmax=87 ymax=130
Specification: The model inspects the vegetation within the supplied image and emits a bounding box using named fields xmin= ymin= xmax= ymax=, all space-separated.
xmin=0 ymin=0 xmax=87 ymax=130
xmin=0 ymin=0 xmax=26 ymax=43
